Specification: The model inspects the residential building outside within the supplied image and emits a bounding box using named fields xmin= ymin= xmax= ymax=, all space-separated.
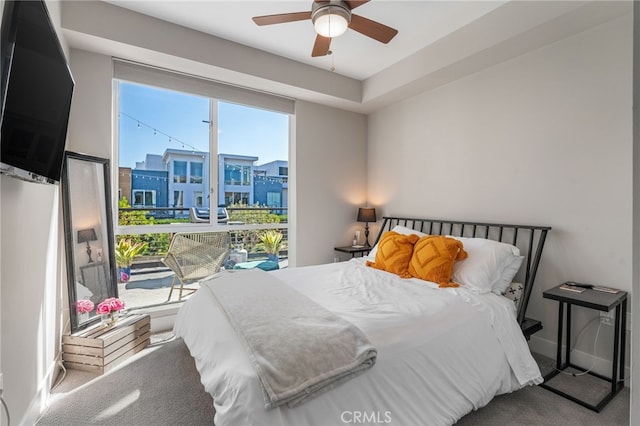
xmin=254 ymin=160 xmax=288 ymax=208
xmin=118 ymin=151 xmax=288 ymax=213
xmin=219 ymin=153 xmax=258 ymax=206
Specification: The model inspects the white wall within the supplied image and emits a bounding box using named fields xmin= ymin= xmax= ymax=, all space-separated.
xmin=0 ymin=2 xmax=69 ymax=424
xmin=368 ymin=14 xmax=632 ymax=371
xmin=66 ymin=51 xmax=112 ymax=157
xmin=293 ymin=101 xmax=367 ymax=266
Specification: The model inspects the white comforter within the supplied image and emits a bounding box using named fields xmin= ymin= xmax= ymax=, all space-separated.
xmin=174 ymin=258 xmax=542 ymax=426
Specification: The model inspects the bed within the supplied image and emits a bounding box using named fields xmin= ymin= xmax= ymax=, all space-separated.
xmin=174 ymin=216 xmax=551 ymax=426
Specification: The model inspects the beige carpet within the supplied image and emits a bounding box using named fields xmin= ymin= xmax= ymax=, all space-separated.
xmin=38 ymin=337 xmax=629 ymax=426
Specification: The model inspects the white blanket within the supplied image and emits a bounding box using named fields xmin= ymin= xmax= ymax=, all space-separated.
xmin=174 ymin=258 xmax=542 ymax=426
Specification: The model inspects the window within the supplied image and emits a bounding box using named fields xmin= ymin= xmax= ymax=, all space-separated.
xmin=190 ymin=161 xmax=203 ymax=184
xmin=133 ymin=190 xmax=156 ymax=207
xmin=194 ymin=191 xmax=204 ymax=207
xmin=267 ymin=191 xmax=280 ymax=207
xmin=225 ymin=192 xmax=249 ymax=205
xmin=279 ymin=167 xmax=288 ymax=176
xmin=243 ymin=166 xmax=251 ymax=185
xmin=225 ymin=164 xmax=251 ymax=185
xmin=173 ymin=161 xmax=187 ymax=183
xmin=173 ymin=190 xmax=184 ymax=207
xmin=115 ymin=62 xmax=291 ymax=310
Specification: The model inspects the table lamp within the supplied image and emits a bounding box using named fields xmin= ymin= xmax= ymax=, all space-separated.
xmin=357 ymin=207 xmax=377 ymax=247
xmin=77 ymin=228 xmax=98 ymax=263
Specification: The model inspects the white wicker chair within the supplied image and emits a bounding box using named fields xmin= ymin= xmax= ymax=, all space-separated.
xmin=162 ymin=231 xmax=231 ymax=301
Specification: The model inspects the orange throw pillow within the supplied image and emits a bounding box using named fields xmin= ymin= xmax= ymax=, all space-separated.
xmin=408 ymin=236 xmax=468 ymax=287
xmin=366 ymin=231 xmax=420 ymax=278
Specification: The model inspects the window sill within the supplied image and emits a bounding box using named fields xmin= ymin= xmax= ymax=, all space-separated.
xmin=127 ymin=302 xmax=182 ymax=333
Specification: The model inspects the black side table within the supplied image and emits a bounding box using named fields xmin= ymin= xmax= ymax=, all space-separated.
xmin=334 ymin=246 xmax=371 ymax=258
xmin=541 ymin=283 xmax=627 ymax=412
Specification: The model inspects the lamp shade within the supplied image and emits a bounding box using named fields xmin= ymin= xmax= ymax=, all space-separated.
xmin=77 ymin=228 xmax=97 ymax=244
xmin=357 ymin=207 xmax=376 ymax=223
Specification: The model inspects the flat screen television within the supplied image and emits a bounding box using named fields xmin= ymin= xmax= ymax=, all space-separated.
xmin=0 ymin=0 xmax=74 ymax=184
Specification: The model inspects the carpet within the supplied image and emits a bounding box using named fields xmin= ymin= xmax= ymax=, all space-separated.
xmin=38 ymin=339 xmax=629 ymax=426
xmin=38 ymin=339 xmax=215 ymax=426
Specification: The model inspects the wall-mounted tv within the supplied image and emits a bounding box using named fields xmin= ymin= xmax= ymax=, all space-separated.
xmin=0 ymin=0 xmax=74 ymax=185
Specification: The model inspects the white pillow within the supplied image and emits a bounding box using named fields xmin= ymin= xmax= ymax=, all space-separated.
xmin=502 ymin=282 xmax=524 ymax=312
xmin=450 ymin=236 xmax=524 ymax=294
xmin=368 ymin=225 xmax=427 ymax=258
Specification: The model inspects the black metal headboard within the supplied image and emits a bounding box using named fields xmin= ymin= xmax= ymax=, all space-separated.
xmin=373 ymin=216 xmax=551 ymax=326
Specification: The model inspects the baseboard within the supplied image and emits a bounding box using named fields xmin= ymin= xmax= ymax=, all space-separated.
xmin=529 ymin=335 xmax=631 ymax=387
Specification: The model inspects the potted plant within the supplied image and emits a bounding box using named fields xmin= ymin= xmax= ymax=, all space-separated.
xmin=115 ymin=238 xmax=147 ymax=282
xmin=256 ymin=230 xmax=286 ymax=262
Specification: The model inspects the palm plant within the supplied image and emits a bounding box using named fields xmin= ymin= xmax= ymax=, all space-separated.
xmin=256 ymin=230 xmax=286 ymax=260
xmin=115 ymin=238 xmax=147 ymax=268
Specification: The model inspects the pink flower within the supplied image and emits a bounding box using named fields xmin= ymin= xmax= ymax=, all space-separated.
xmin=76 ymin=299 xmax=94 ymax=314
xmin=107 ymin=297 xmax=125 ymax=311
xmin=120 ymin=271 xmax=130 ymax=282
xmin=96 ymin=302 xmax=111 ymax=315
xmin=97 ymin=297 xmax=125 ymax=314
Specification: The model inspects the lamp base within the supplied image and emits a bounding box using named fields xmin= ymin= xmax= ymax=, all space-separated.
xmin=86 ymin=242 xmax=94 ymax=263
xmin=364 ymin=223 xmax=371 ymax=247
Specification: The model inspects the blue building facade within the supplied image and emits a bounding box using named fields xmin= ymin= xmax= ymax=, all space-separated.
xmin=253 ymin=175 xmax=285 ymax=207
xmin=130 ymin=170 xmax=168 ymax=209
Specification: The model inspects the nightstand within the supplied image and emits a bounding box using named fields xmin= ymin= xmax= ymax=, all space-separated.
xmin=541 ymin=283 xmax=627 ymax=412
xmin=334 ymin=245 xmax=371 ymax=258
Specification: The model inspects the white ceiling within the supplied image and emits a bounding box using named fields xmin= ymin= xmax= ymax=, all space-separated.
xmin=105 ymin=1 xmax=506 ymax=80
xmin=64 ymin=1 xmax=631 ymax=113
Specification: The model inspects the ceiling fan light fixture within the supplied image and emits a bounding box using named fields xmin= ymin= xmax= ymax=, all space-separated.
xmin=312 ymin=4 xmax=350 ymax=38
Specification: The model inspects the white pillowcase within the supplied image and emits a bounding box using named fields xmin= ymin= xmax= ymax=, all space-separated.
xmin=368 ymin=228 xmax=523 ymax=294
xmin=502 ymin=282 xmax=524 ymax=312
xmin=450 ymin=236 xmax=524 ymax=295
xmin=368 ymin=225 xmax=426 ymax=259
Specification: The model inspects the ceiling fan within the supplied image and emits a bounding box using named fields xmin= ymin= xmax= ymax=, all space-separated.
xmin=252 ymin=0 xmax=398 ymax=58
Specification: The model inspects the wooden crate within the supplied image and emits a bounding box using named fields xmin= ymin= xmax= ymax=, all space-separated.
xmin=62 ymin=313 xmax=151 ymax=374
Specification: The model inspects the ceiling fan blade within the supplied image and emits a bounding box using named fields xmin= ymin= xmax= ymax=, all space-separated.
xmin=343 ymin=0 xmax=370 ymax=10
xmin=253 ymin=11 xmax=311 ymax=26
xmin=349 ymin=14 xmax=398 ymax=44
xmin=311 ymin=35 xmax=332 ymax=57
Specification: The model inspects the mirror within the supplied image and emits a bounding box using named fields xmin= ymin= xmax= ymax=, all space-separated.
xmin=62 ymin=151 xmax=118 ymax=331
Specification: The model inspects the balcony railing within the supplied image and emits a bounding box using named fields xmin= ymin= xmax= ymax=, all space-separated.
xmin=117 ymin=206 xmax=288 ymax=259
xmin=118 ymin=206 xmax=288 ymax=222
xmin=117 ymin=206 xmax=289 ymax=309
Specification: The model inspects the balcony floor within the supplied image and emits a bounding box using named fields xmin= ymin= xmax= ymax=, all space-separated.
xmin=119 ymin=259 xmax=288 ymax=310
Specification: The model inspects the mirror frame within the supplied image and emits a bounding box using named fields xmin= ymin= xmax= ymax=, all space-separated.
xmin=62 ymin=151 xmax=118 ymax=331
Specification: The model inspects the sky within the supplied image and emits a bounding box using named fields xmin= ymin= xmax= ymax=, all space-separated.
xmin=118 ymin=82 xmax=289 ymax=169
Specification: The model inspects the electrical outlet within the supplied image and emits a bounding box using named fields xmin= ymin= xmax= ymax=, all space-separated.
xmin=600 ymin=310 xmax=615 ymax=326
